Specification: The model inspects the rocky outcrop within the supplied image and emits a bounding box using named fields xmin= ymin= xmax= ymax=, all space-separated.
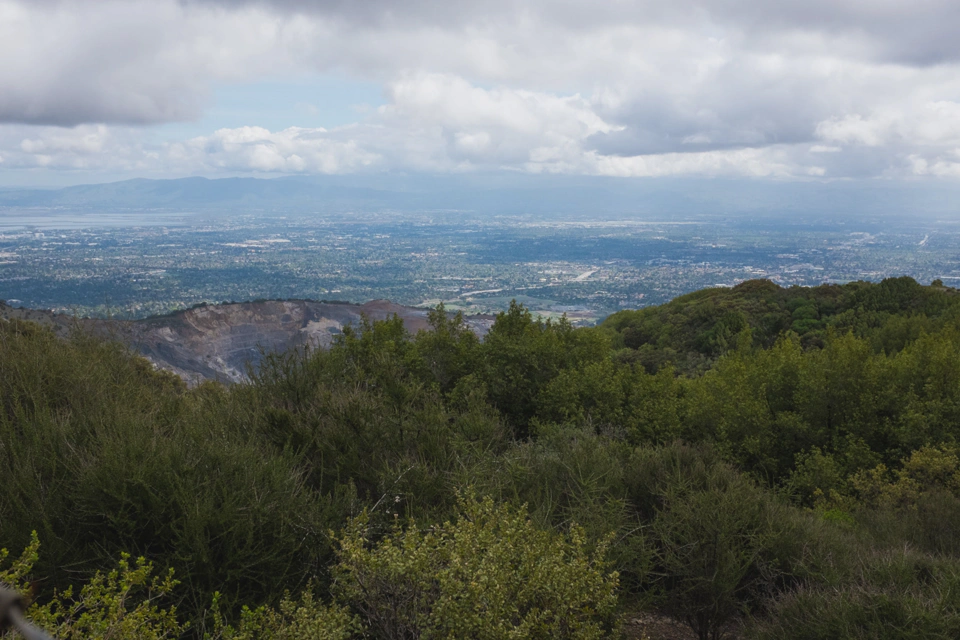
xmin=0 ymin=299 xmax=494 ymax=384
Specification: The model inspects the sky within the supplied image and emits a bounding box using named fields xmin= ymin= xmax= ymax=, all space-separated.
xmin=2 ymin=0 xmax=960 ymax=187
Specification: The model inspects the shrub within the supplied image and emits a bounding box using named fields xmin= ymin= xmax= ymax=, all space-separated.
xmin=648 ymin=466 xmax=774 ymax=640
xmin=749 ymin=549 xmax=960 ymax=640
xmin=0 ymin=319 xmax=337 ymax=623
xmin=332 ymin=494 xmax=621 ymax=639
xmin=205 ymin=589 xmax=360 ymax=640
xmin=1 ymin=533 xmax=185 ymax=640
xmin=626 ymin=443 xmax=854 ymax=640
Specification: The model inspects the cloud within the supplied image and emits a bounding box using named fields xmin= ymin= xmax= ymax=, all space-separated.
xmin=171 ymin=125 xmax=381 ymax=173
xmin=3 ymin=0 xmax=960 ymax=179
xmin=0 ymin=0 xmax=302 ymax=126
xmin=0 ymin=75 xmax=821 ymax=178
xmin=813 ymin=101 xmax=960 ymax=177
xmin=374 ymin=72 xmax=618 ymax=170
xmin=183 ymin=0 xmax=959 ymax=52
xmin=186 ymin=0 xmax=960 ymax=67
xmin=0 ymin=124 xmax=149 ymax=170
xmin=5 ymin=69 xmax=960 ymax=181
xmin=816 ymin=102 xmax=960 ymax=148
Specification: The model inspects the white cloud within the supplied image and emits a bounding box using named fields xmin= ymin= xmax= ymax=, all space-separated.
xmin=812 ymin=101 xmax=960 ymax=176
xmin=3 ymin=0 xmax=960 ymax=179
xmin=0 ymin=124 xmax=149 ymax=170
xmin=816 ymin=113 xmax=892 ymax=147
xmin=0 ymin=0 xmax=303 ymax=125
xmin=0 ymin=76 xmax=817 ymax=178
xmin=171 ymin=126 xmax=381 ymax=173
xmin=372 ymin=72 xmax=619 ymax=170
xmin=585 ymin=146 xmax=806 ymax=178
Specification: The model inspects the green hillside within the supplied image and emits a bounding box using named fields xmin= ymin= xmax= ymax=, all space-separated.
xmin=4 ymin=279 xmax=960 ymax=639
xmin=602 ymin=276 xmax=958 ymax=373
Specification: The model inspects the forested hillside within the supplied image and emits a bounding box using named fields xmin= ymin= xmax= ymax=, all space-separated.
xmin=603 ymin=276 xmax=959 ymax=373
xmin=4 ymin=277 xmax=960 ymax=639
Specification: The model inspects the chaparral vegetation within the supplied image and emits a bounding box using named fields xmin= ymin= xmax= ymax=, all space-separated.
xmin=4 ymin=277 xmax=960 ymax=639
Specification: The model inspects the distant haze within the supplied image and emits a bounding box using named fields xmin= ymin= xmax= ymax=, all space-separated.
xmin=1 ymin=175 xmax=959 ymax=221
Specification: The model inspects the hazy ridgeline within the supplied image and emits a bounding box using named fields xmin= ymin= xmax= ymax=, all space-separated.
xmin=5 ymin=277 xmax=960 ymax=638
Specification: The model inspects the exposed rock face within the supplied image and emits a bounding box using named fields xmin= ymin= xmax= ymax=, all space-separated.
xmin=0 ymin=299 xmax=494 ymax=384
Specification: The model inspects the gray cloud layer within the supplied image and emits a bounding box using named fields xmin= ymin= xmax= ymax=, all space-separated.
xmin=2 ymin=0 xmax=960 ymax=179
xmin=188 ymin=0 xmax=960 ymax=64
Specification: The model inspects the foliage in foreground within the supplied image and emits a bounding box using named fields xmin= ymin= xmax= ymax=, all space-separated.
xmin=0 ymin=532 xmax=185 ymax=639
xmin=4 ymin=277 xmax=960 ymax=638
xmin=2 ymin=497 xmax=618 ymax=640
xmin=333 ymin=495 xmax=619 ymax=640
xmin=748 ymin=549 xmax=960 ymax=640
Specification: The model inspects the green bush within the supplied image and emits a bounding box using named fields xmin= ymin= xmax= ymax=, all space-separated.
xmin=205 ymin=590 xmax=360 ymax=640
xmin=749 ymin=549 xmax=960 ymax=640
xmin=625 ymin=443 xmax=855 ymax=640
xmin=332 ymin=494 xmax=621 ymax=639
xmin=0 ymin=318 xmax=339 ymax=622
xmin=1 ymin=533 xmax=185 ymax=639
xmin=7 ymin=284 xmax=960 ymax=636
xmin=650 ymin=476 xmax=773 ymax=640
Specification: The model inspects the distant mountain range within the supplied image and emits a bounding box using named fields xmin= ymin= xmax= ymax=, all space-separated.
xmin=2 ymin=174 xmax=958 ymax=218
xmin=0 ymin=299 xmax=494 ymax=384
xmin=0 ymin=176 xmax=414 ymax=212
